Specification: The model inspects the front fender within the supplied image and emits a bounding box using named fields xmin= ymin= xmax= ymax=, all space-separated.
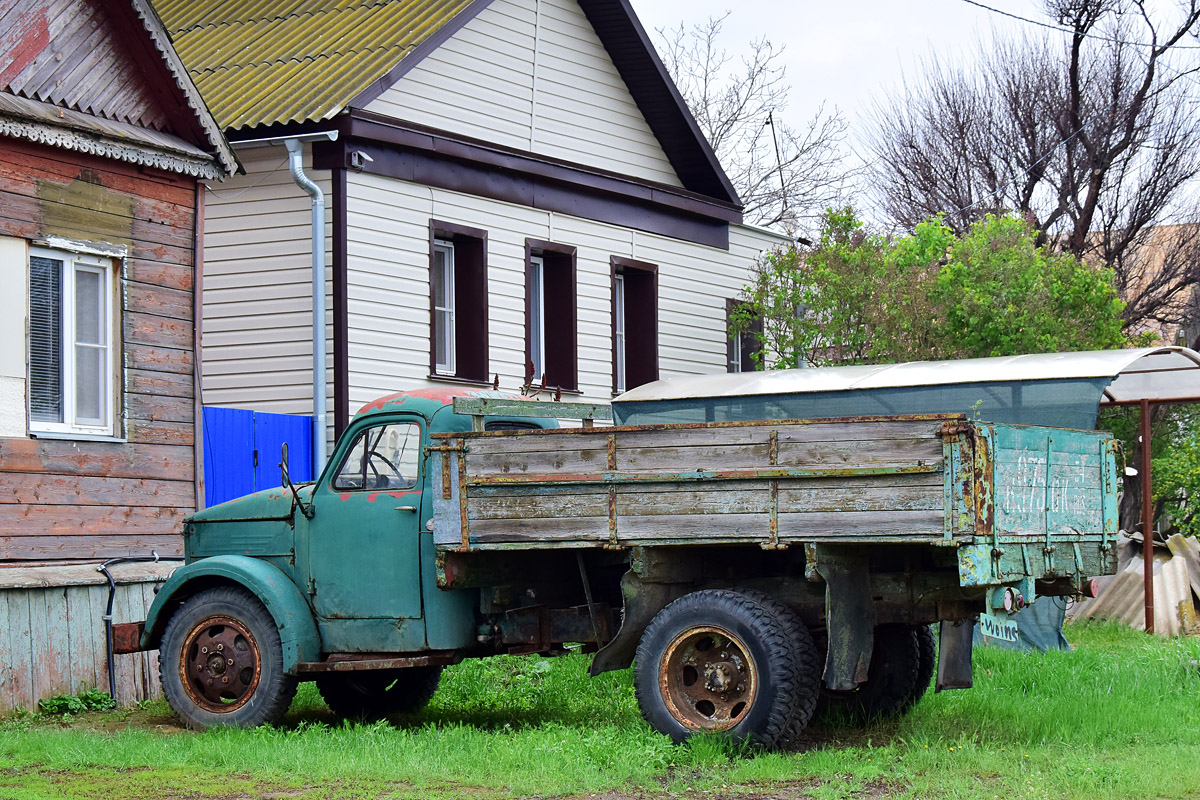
xmin=141 ymin=555 xmax=321 ymax=673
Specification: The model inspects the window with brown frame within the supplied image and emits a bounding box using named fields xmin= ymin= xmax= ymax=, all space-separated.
xmin=429 ymin=220 xmax=488 ymax=382
xmin=611 ymin=256 xmax=657 ymax=394
xmin=525 ymin=240 xmax=577 ymax=391
xmin=726 ymin=299 xmax=763 ymax=372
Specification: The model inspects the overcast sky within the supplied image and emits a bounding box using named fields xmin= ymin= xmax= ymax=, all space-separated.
xmin=627 ymin=0 xmax=1043 ymax=144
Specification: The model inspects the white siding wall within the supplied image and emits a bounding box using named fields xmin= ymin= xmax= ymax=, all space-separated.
xmin=344 ymin=170 xmax=783 ymax=416
xmin=365 ymin=0 xmax=683 ymax=188
xmin=201 ymin=144 xmax=333 ymax=423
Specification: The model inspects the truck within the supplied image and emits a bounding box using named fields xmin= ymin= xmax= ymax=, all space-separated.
xmin=120 ymin=380 xmax=1120 ymax=749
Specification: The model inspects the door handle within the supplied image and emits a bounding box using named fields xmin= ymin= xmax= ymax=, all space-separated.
xmin=395 ymin=505 xmax=418 ymax=513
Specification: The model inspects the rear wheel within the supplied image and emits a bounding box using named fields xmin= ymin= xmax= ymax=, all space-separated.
xmin=634 ymin=589 xmax=801 ymax=749
xmin=818 ymin=623 xmax=920 ymax=723
xmin=159 ymin=586 xmax=297 ymax=730
xmin=736 ymin=589 xmax=821 ymax=747
xmin=317 ymin=666 xmax=442 ymax=720
xmin=903 ymin=624 xmax=936 ymax=713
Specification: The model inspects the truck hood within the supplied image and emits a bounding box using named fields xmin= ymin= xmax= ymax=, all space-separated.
xmin=186 ymin=484 xmax=314 ymax=523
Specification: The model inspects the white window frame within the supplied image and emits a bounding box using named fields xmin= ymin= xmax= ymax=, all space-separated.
xmin=433 ymin=239 xmax=456 ymax=375
xmin=529 ymin=254 xmax=545 ymax=382
xmin=614 ymin=273 xmax=626 ymax=394
xmin=28 ymin=247 xmax=115 ymax=437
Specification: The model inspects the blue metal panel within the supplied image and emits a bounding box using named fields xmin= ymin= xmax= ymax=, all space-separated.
xmin=203 ymin=408 xmax=313 ymax=507
xmin=202 ymin=407 xmax=254 ymax=507
xmin=253 ymin=412 xmax=313 ymax=490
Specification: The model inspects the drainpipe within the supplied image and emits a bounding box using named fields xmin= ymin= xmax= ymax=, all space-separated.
xmin=284 ymin=138 xmax=329 ymax=476
xmin=233 ymin=131 xmax=338 ymax=476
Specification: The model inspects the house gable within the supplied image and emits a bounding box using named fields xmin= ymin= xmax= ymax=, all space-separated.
xmin=0 ymin=0 xmax=234 ymax=177
xmin=363 ymin=0 xmax=684 ymax=188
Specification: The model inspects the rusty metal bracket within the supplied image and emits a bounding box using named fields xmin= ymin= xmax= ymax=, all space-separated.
xmin=936 ymin=618 xmax=974 ymax=691
xmin=606 ymin=434 xmax=619 ymax=548
xmin=764 ymin=430 xmax=782 ymax=550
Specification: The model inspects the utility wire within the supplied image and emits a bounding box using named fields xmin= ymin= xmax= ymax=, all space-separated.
xmin=957 ymin=0 xmax=1200 ymax=50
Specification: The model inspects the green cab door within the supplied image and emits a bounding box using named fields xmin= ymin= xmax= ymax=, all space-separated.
xmin=306 ymin=418 xmax=425 ymax=623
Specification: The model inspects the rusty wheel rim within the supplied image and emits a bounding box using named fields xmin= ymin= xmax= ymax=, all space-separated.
xmin=178 ymin=615 xmax=262 ymax=714
xmin=659 ymin=625 xmax=758 ymax=732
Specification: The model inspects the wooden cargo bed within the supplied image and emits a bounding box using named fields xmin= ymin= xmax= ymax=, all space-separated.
xmin=431 ymin=414 xmax=959 ymax=551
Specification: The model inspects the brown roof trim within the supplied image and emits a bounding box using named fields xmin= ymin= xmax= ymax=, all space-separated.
xmin=347 ymin=0 xmax=496 ymax=111
xmin=577 ymin=0 xmax=738 ymax=205
xmin=335 ymin=110 xmax=742 ymax=223
xmin=308 ymin=122 xmax=731 ymax=249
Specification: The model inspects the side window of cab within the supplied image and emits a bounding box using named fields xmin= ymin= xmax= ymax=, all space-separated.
xmin=331 ymin=421 xmax=422 ymax=491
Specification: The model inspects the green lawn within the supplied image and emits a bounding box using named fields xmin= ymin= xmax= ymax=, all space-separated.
xmin=2 ymin=621 xmax=1199 ymax=799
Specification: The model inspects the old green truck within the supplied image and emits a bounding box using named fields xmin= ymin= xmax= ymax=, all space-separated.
xmin=124 ymin=364 xmax=1122 ymax=748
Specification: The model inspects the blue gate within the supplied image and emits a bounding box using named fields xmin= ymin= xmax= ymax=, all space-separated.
xmin=202 ymin=408 xmax=314 ymax=507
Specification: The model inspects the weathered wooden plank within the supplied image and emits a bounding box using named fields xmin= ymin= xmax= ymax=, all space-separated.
xmin=453 ymin=397 xmax=612 ymax=421
xmin=778 ymin=510 xmax=945 ymax=538
xmin=777 ymin=484 xmax=944 ymax=514
xmin=0 ymin=588 xmax=13 ymax=711
xmin=776 ymin=438 xmax=943 ymax=469
xmin=124 ymin=311 xmax=193 ymax=350
xmin=126 ymin=368 xmax=194 ymax=398
xmin=0 ymin=138 xmax=196 ymax=204
xmin=125 ymin=282 xmax=193 ymax=321
xmin=0 ymin=534 xmax=183 ymax=561
xmin=126 ymin=392 xmax=195 ymax=424
xmin=88 ymin=584 xmax=110 ymax=697
xmin=0 ymin=504 xmax=189 ymax=535
xmin=38 ymin=587 xmax=74 ymax=700
xmin=126 ymin=420 xmax=195 ymax=447
xmin=124 ymin=258 xmax=194 ymax=292
xmin=0 ymin=561 xmax=178 ymax=590
xmin=125 ymin=343 xmax=193 ymax=375
xmin=0 ymin=438 xmax=194 ymax=480
xmin=466 ymin=447 xmax=613 ymax=475
xmin=65 ymin=582 xmax=101 ymax=694
xmin=5 ymin=591 xmax=34 ymax=712
xmin=0 ymin=472 xmax=195 ymax=507
xmin=617 ymin=443 xmax=770 ymax=472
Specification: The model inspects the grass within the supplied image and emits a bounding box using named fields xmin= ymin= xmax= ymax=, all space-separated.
xmin=1 ymin=621 xmax=1199 ymax=799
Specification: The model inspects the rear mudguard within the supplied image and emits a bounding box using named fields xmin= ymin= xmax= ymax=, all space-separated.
xmin=140 ymin=555 xmax=321 ymax=673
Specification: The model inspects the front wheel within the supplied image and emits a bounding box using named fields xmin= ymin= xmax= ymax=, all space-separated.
xmin=159 ymin=586 xmax=297 ymax=730
xmin=634 ymin=589 xmax=802 ymax=749
xmin=317 ymin=666 xmax=442 ymax=720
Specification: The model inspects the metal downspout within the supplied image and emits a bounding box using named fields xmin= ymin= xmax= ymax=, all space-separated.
xmin=285 ymin=139 xmax=328 ymax=476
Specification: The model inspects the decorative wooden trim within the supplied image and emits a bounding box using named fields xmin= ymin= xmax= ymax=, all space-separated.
xmin=333 ymin=167 xmax=349 ymax=437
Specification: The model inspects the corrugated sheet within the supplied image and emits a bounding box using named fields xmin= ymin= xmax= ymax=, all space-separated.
xmin=151 ymin=0 xmax=474 ymax=130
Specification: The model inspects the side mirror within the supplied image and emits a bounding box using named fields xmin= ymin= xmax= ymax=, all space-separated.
xmin=280 ymin=441 xmax=290 ymax=485
xmin=279 ymin=441 xmax=314 ymax=519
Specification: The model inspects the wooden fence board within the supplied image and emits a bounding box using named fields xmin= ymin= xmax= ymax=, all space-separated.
xmin=0 ymin=534 xmax=183 ymax=561
xmin=0 ymin=472 xmax=194 ymax=507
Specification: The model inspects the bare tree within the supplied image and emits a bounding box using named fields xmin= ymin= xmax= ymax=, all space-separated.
xmin=864 ymin=0 xmax=1200 ymax=336
xmin=656 ymin=14 xmax=849 ymax=232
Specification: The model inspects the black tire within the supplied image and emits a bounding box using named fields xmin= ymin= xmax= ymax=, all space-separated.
xmin=633 ymin=589 xmax=801 ymax=749
xmin=822 ymin=623 xmax=920 ymax=723
xmin=317 ymin=666 xmax=442 ymax=720
xmin=159 ymin=586 xmax=297 ymax=730
xmin=736 ymin=589 xmax=821 ymax=747
xmin=903 ymin=624 xmax=936 ymax=713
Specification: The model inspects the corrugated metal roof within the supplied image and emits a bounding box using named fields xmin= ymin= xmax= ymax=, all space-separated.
xmin=613 ymin=347 xmax=1200 ymax=405
xmin=151 ymin=0 xmax=475 ymax=130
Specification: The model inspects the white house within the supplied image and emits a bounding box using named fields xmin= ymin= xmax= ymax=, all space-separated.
xmin=154 ymin=0 xmax=787 ymax=456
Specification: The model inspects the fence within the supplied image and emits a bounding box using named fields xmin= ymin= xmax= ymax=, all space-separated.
xmin=203 ymin=408 xmax=314 ymax=506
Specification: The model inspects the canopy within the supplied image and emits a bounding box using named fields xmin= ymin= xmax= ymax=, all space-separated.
xmin=612 ymin=348 xmax=1200 ymax=429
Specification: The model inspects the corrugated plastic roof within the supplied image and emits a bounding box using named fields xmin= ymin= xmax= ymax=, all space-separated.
xmin=151 ymin=0 xmax=475 ymax=130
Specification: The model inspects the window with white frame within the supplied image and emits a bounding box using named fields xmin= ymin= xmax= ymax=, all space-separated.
xmin=613 ymin=273 xmax=626 ymax=393
xmin=432 ymin=239 xmax=456 ymax=375
xmin=28 ymin=248 xmax=115 ymax=436
xmin=529 ymin=254 xmax=545 ymax=381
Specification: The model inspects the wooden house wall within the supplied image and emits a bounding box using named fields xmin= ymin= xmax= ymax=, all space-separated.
xmin=0 ymin=136 xmax=196 ymax=562
xmin=365 ymin=0 xmax=685 ymax=188
xmin=0 ymin=563 xmax=170 ymax=712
